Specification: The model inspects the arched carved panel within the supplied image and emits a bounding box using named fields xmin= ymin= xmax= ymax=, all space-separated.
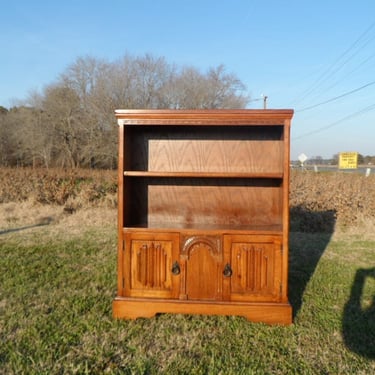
xmin=181 ymin=236 xmax=222 ymax=301
xmin=181 ymin=235 xmax=221 ymax=258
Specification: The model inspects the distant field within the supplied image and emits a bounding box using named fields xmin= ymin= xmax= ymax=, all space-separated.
xmin=1 ymin=168 xmax=374 ymax=373
xmin=290 ymin=169 xmax=375 ymax=231
xmin=1 ymin=167 xmax=374 ymax=230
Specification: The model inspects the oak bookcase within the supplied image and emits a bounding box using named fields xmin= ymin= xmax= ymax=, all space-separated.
xmin=113 ymin=109 xmax=293 ymax=325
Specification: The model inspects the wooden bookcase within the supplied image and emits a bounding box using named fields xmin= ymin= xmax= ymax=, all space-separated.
xmin=113 ymin=109 xmax=293 ymax=325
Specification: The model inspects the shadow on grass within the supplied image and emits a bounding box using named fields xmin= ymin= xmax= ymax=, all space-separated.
xmin=342 ymin=267 xmax=375 ymax=359
xmin=288 ymin=206 xmax=336 ymax=318
xmin=0 ymin=217 xmax=53 ymax=235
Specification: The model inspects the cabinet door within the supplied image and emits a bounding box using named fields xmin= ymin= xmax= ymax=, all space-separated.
xmin=180 ymin=236 xmax=222 ymax=301
xmin=223 ymin=235 xmax=282 ymax=302
xmin=123 ymin=232 xmax=180 ymax=299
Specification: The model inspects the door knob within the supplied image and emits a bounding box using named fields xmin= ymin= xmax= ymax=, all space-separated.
xmin=171 ymin=261 xmax=180 ymax=275
xmin=223 ymin=263 xmax=233 ymax=277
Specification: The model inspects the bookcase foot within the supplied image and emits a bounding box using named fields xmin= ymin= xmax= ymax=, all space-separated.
xmin=113 ymin=298 xmax=292 ymax=325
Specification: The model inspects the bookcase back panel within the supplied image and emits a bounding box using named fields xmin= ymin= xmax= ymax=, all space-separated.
xmin=125 ymin=178 xmax=282 ymax=228
xmin=125 ymin=126 xmax=284 ymax=173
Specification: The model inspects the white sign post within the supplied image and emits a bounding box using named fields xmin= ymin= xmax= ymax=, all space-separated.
xmin=298 ymin=153 xmax=308 ymax=169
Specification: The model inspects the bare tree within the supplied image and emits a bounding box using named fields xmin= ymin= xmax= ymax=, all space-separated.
xmin=0 ymin=106 xmax=12 ymax=166
xmin=0 ymin=53 xmax=249 ymax=168
xmin=132 ymin=54 xmax=175 ymax=108
xmin=205 ymin=65 xmax=248 ymax=108
xmin=163 ymin=64 xmax=248 ymax=109
xmin=41 ymin=85 xmax=84 ymax=168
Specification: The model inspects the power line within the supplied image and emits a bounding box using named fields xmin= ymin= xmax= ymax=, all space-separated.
xmin=293 ymin=103 xmax=375 ymax=140
xmin=312 ymin=50 xmax=375 ymax=96
xmin=292 ymin=20 xmax=375 ymax=106
xmin=296 ymin=80 xmax=375 ymax=112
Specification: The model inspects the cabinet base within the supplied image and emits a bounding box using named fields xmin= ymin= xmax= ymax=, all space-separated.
xmin=113 ymin=297 xmax=292 ymax=325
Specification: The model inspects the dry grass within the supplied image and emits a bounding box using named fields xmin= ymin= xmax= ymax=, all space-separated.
xmin=0 ymin=167 xmax=117 ymax=207
xmin=0 ymin=201 xmax=116 ymax=243
xmin=0 ymin=167 xmax=117 ymax=241
xmin=290 ymin=170 xmax=375 ymax=228
xmin=1 ymin=167 xmax=375 ymax=238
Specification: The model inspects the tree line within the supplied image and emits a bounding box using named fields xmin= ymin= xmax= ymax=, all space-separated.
xmin=0 ymin=54 xmax=249 ymax=169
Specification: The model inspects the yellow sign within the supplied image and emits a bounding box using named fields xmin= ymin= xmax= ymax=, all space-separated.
xmin=339 ymin=152 xmax=358 ymax=169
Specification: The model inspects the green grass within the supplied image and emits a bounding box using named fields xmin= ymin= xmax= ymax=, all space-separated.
xmin=1 ymin=228 xmax=374 ymax=374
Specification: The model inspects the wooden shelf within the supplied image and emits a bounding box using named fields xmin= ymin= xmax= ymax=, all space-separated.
xmin=114 ymin=109 xmax=293 ymax=325
xmin=124 ymin=171 xmax=283 ymax=179
xmin=123 ymin=223 xmax=283 ymax=234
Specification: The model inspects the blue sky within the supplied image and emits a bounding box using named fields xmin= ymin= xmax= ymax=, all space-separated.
xmin=1 ymin=0 xmax=375 ymax=159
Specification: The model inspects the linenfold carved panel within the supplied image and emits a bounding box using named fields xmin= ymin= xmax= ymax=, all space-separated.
xmin=232 ymin=243 xmax=272 ymax=292
xmin=131 ymin=240 xmax=172 ymax=290
xmin=229 ymin=240 xmax=281 ymax=301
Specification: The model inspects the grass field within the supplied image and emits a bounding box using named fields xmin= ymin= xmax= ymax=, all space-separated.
xmin=0 ymin=203 xmax=374 ymax=374
xmin=1 ymin=169 xmax=375 ymax=373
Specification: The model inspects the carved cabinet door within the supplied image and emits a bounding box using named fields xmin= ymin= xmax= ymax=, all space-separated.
xmin=180 ymin=236 xmax=222 ymax=301
xmin=123 ymin=232 xmax=180 ymax=299
xmin=223 ymin=235 xmax=283 ymax=302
